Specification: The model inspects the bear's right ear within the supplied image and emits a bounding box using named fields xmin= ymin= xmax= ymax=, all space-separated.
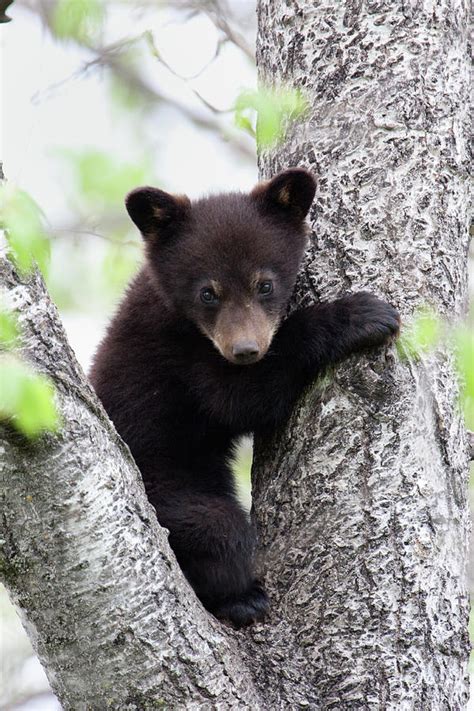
xmin=251 ymin=168 xmax=316 ymax=223
xmin=125 ymin=187 xmax=190 ymax=239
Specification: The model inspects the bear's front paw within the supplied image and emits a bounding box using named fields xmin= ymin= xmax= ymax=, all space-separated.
xmin=343 ymin=292 xmax=400 ymax=351
xmin=213 ymin=580 xmax=269 ymax=628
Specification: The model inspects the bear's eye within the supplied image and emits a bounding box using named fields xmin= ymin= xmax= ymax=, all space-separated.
xmin=200 ymin=287 xmax=219 ymax=305
xmin=258 ymin=281 xmax=273 ymax=296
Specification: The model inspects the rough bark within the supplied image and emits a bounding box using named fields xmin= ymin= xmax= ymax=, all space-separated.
xmin=251 ymin=1 xmax=471 ymax=708
xmin=0 ymin=257 xmax=259 ymax=709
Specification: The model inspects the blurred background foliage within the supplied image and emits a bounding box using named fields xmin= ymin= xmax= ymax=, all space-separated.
xmin=398 ymin=308 xmax=474 ymax=430
xmin=0 ymin=0 xmax=473 ymax=708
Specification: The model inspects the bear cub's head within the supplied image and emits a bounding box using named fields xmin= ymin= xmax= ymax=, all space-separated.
xmin=126 ymin=169 xmax=316 ymax=365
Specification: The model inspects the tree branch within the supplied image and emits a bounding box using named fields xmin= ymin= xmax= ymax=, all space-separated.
xmin=0 ymin=256 xmax=260 ymax=708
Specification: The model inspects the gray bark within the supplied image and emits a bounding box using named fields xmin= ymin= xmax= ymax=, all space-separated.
xmin=1 ymin=0 xmax=471 ymax=708
xmin=251 ymin=0 xmax=472 ymax=708
xmin=0 ymin=258 xmax=259 ymax=709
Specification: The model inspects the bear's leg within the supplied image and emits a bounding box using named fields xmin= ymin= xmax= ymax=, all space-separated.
xmin=152 ymin=489 xmax=269 ymax=627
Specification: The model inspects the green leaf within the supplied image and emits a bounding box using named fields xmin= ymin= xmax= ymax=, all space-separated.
xmin=234 ymin=113 xmax=255 ymax=138
xmin=58 ymin=149 xmax=152 ymax=209
xmin=0 ymin=307 xmax=19 ymax=347
xmin=234 ymin=87 xmax=309 ymax=148
xmin=52 ymin=0 xmax=105 ymax=44
xmin=232 ymin=439 xmax=252 ymax=511
xmin=0 ymin=185 xmax=50 ymax=275
xmin=452 ymin=325 xmax=474 ymax=429
xmin=397 ymin=307 xmax=442 ymax=361
xmin=106 ymin=39 xmax=152 ymax=113
xmin=397 ymin=306 xmax=474 ymax=428
xmin=0 ymin=356 xmax=60 ymax=437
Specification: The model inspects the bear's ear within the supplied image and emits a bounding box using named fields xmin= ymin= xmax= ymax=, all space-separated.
xmin=251 ymin=168 xmax=316 ymax=223
xmin=125 ymin=186 xmax=190 ymax=239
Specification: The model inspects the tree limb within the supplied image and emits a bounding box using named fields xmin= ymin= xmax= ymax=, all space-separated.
xmin=0 ymin=256 xmax=260 ymax=709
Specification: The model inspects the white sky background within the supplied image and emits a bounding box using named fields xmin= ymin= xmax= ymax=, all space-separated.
xmin=2 ymin=3 xmax=257 ymax=214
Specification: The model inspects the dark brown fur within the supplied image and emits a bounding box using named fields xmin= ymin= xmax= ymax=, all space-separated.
xmin=90 ymin=169 xmax=399 ymax=626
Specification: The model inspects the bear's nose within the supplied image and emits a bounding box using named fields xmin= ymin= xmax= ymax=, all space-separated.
xmin=232 ymin=340 xmax=259 ymax=361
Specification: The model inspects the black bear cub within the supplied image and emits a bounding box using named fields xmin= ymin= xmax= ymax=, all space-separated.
xmin=90 ymin=169 xmax=399 ymax=627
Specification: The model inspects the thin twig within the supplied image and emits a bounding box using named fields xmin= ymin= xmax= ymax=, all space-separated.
xmin=167 ymin=0 xmax=255 ymax=61
xmin=144 ymin=30 xmax=232 ymax=115
xmin=51 ymin=227 xmax=140 ymax=248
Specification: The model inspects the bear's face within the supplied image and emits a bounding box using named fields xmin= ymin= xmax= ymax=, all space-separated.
xmin=126 ymin=169 xmax=316 ymax=365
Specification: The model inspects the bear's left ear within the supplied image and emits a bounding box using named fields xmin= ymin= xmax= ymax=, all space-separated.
xmin=125 ymin=186 xmax=191 ymax=239
xmin=251 ymin=168 xmax=316 ymax=223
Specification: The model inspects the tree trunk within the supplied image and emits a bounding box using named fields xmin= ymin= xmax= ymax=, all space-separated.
xmin=1 ymin=0 xmax=471 ymax=708
xmin=251 ymin=0 xmax=471 ymax=708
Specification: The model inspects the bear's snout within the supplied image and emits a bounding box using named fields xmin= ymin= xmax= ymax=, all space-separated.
xmin=231 ymin=340 xmax=260 ymax=364
xmin=209 ymin=303 xmax=278 ymax=366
